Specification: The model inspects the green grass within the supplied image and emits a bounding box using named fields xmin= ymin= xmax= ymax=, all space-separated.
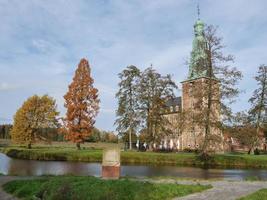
xmin=2 ymin=146 xmax=267 ymax=168
xmin=3 ymin=176 xmax=211 ymax=200
xmin=211 ymin=153 xmax=267 ymax=168
xmin=2 ymin=147 xmax=103 ymax=162
xmin=238 ymin=189 xmax=267 ymax=200
xmin=244 ymin=176 xmax=261 ymax=181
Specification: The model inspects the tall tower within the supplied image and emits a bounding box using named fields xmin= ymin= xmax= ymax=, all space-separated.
xmin=181 ymin=16 xmax=223 ymax=152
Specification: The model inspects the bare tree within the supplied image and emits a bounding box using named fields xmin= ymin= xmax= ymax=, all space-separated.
xmin=192 ymin=25 xmax=243 ymax=157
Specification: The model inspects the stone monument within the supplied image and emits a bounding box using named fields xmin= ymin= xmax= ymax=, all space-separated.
xmin=102 ymin=147 xmax=120 ymax=179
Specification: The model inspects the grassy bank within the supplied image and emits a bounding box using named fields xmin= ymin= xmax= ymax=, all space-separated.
xmin=0 ymin=140 xmax=122 ymax=149
xmin=3 ymin=176 xmax=211 ymax=200
xmin=238 ymin=189 xmax=267 ymax=200
xmin=1 ymin=147 xmax=103 ymax=162
xmin=1 ymin=146 xmax=267 ymax=168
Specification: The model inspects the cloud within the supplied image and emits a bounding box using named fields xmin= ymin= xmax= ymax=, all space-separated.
xmin=0 ymin=117 xmax=12 ymax=123
xmin=100 ymin=108 xmax=115 ymax=114
xmin=97 ymin=83 xmax=117 ymax=97
xmin=31 ymin=39 xmax=50 ymax=53
xmin=0 ymin=0 xmax=266 ymax=130
xmin=0 ymin=82 xmax=19 ymax=91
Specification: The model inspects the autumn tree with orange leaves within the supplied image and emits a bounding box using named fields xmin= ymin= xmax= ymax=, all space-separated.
xmin=63 ymin=58 xmax=100 ymax=149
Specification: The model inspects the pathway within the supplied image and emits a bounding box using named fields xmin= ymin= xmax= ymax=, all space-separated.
xmin=173 ymin=180 xmax=267 ymax=200
xmin=135 ymin=178 xmax=267 ymax=200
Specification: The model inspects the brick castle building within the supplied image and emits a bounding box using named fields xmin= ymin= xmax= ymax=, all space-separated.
xmin=162 ymin=18 xmax=224 ymax=152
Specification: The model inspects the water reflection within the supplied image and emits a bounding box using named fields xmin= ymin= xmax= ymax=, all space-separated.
xmin=1 ymin=153 xmax=267 ymax=180
xmin=0 ymin=153 xmax=101 ymax=176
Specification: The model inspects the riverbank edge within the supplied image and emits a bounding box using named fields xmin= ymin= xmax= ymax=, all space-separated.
xmin=1 ymin=176 xmax=212 ymax=200
xmin=1 ymin=147 xmax=267 ymax=169
xmin=3 ymin=176 xmax=267 ymax=200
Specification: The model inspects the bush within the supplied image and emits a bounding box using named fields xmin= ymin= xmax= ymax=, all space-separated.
xmin=197 ymin=152 xmax=214 ymax=163
xmin=153 ymin=148 xmax=175 ymax=153
xmin=254 ymin=148 xmax=260 ymax=155
xmin=183 ymin=148 xmax=199 ymax=154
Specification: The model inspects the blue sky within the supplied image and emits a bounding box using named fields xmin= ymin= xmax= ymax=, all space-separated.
xmin=0 ymin=0 xmax=266 ymax=131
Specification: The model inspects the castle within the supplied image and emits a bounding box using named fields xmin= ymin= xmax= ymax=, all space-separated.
xmin=163 ymin=18 xmax=224 ymax=152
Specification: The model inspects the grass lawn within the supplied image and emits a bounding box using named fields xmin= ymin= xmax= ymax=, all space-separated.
xmin=0 ymin=139 xmax=122 ymax=149
xmin=1 ymin=141 xmax=267 ymax=168
xmin=3 ymin=176 xmax=211 ymax=200
xmin=238 ymin=189 xmax=267 ymax=200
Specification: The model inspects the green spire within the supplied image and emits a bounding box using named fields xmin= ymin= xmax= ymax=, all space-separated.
xmin=186 ymin=3 xmax=216 ymax=81
xmin=187 ymin=19 xmax=209 ymax=80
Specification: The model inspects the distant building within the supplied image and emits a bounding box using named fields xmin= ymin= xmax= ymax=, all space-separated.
xmin=224 ymin=127 xmax=266 ymax=152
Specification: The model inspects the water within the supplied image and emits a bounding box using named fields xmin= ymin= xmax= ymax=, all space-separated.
xmin=1 ymin=153 xmax=267 ymax=180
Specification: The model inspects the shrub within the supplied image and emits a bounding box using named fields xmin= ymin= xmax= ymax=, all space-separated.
xmin=254 ymin=148 xmax=260 ymax=155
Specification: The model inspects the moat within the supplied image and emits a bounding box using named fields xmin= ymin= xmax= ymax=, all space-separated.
xmin=1 ymin=153 xmax=267 ymax=180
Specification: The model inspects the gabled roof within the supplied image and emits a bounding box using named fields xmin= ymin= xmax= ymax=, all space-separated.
xmin=165 ymin=97 xmax=181 ymax=108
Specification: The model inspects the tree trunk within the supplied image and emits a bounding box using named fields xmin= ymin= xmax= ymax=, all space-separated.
xmin=202 ymin=83 xmax=212 ymax=153
xmin=129 ymin=128 xmax=132 ymax=150
xmin=248 ymin=147 xmax=254 ymax=155
xmin=147 ymin=108 xmax=150 ymax=140
xmin=76 ymin=142 xmax=81 ymax=150
xmin=202 ymin=49 xmax=213 ymax=155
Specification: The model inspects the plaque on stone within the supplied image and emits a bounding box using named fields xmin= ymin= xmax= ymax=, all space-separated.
xmin=102 ymin=147 xmax=120 ymax=179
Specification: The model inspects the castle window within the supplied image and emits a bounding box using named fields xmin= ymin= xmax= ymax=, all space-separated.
xmin=191 ymin=100 xmax=194 ymax=109
xmin=175 ymin=106 xmax=179 ymax=111
xmin=189 ymin=82 xmax=193 ymax=97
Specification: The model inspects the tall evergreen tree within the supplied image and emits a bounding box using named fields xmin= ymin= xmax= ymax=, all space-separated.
xmin=115 ymin=65 xmax=141 ymax=150
xmin=115 ymin=66 xmax=177 ymax=147
xmin=249 ymin=64 xmax=267 ymax=148
xmin=139 ymin=67 xmax=177 ymax=143
xmin=63 ymin=58 xmax=99 ymax=150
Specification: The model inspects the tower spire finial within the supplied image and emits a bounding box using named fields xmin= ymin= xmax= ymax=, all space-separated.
xmin=197 ymin=1 xmax=200 ymax=20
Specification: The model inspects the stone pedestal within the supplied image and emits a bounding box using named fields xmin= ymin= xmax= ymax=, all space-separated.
xmin=102 ymin=147 xmax=120 ymax=179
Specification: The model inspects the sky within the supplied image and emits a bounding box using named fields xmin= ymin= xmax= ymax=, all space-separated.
xmin=0 ymin=0 xmax=267 ymax=131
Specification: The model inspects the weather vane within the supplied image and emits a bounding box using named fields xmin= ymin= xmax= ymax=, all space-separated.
xmin=197 ymin=1 xmax=200 ymax=20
